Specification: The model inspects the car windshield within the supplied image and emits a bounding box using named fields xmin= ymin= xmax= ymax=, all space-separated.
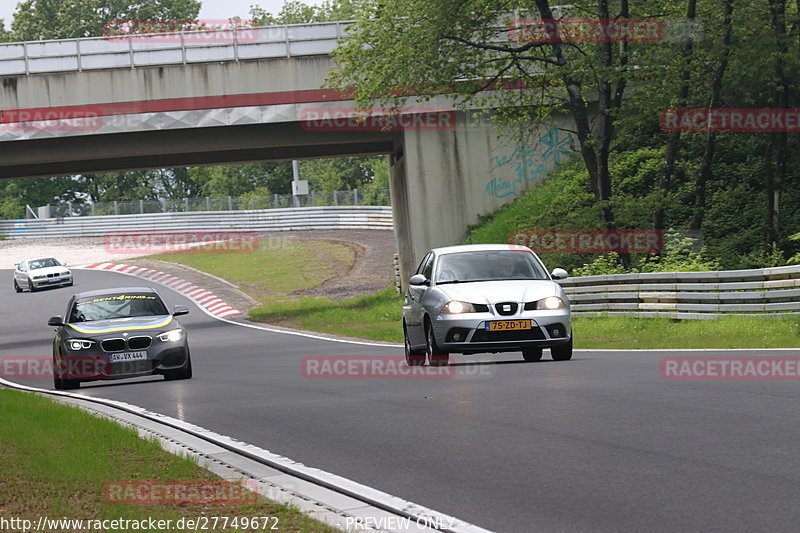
xmin=28 ymin=258 xmax=61 ymax=269
xmin=435 ymin=250 xmax=549 ymax=283
xmin=69 ymin=293 xmax=169 ymax=322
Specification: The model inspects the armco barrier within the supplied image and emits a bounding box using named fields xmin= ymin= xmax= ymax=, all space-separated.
xmin=0 ymin=206 xmax=393 ymax=239
xmin=558 ymin=265 xmax=800 ymax=319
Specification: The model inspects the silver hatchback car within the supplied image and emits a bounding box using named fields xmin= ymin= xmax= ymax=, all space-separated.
xmin=402 ymin=244 xmax=572 ymax=366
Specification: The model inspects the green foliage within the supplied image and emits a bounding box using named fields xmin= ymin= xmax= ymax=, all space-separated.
xmin=572 ymin=254 xmax=628 ymax=277
xmin=10 ymin=0 xmax=201 ymax=40
xmin=250 ymin=0 xmax=359 ymax=25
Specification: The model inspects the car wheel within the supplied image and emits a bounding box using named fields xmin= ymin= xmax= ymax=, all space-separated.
xmin=164 ymin=350 xmax=193 ymax=381
xmin=53 ymin=356 xmax=80 ymax=389
xmin=13 ymin=279 xmax=21 ymax=293
xmin=28 ymin=277 xmax=37 ymax=292
xmin=404 ymin=324 xmax=426 ymax=366
xmin=522 ymin=347 xmax=543 ymax=362
xmin=426 ymin=320 xmax=449 ymax=366
xmin=551 ymin=336 xmax=573 ymax=361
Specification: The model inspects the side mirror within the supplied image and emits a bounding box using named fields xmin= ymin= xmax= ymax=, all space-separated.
xmin=409 ymin=274 xmax=429 ymax=286
xmin=173 ymin=305 xmax=190 ymax=316
xmin=48 ymin=316 xmax=64 ymax=327
xmin=62 ymin=262 xmax=68 ymax=267
xmin=551 ymin=268 xmax=569 ymax=280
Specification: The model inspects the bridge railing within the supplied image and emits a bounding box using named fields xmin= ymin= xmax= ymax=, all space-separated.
xmin=557 ymin=266 xmax=800 ymax=319
xmin=0 ymin=21 xmax=354 ymax=76
xmin=33 ymin=189 xmax=390 ymax=218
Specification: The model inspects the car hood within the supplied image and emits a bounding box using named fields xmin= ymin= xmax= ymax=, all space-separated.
xmin=66 ymin=315 xmax=176 ymax=335
xmin=28 ymin=266 xmax=70 ymax=276
xmin=437 ymin=280 xmax=562 ymax=304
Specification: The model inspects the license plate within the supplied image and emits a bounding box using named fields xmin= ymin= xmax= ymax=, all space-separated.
xmin=486 ymin=320 xmax=532 ymax=331
xmin=110 ymin=351 xmax=147 ymax=363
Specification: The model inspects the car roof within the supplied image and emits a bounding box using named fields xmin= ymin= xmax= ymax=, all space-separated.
xmin=22 ymin=256 xmax=59 ymax=262
xmin=431 ymin=244 xmax=533 ymax=255
xmin=73 ymin=286 xmax=160 ymax=299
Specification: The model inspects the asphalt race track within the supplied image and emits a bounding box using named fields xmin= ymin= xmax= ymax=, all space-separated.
xmin=2 ymin=268 xmax=800 ymax=532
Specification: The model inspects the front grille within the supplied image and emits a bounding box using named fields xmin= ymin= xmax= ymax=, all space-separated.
xmin=471 ymin=328 xmax=545 ymax=342
xmin=101 ymin=339 xmax=126 ymax=352
xmin=47 ymin=273 xmax=58 ymax=278
xmin=495 ymin=302 xmax=518 ymax=316
xmin=127 ymin=336 xmax=152 ymax=350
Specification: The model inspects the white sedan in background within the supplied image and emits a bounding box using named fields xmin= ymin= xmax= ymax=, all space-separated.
xmin=14 ymin=257 xmax=73 ymax=292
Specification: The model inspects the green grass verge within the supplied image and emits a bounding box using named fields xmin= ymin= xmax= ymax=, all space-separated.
xmin=0 ymin=389 xmax=335 ymax=532
xmin=249 ymin=287 xmax=404 ymax=342
xmin=147 ymin=239 xmax=355 ymax=302
xmin=574 ymin=315 xmax=800 ymax=349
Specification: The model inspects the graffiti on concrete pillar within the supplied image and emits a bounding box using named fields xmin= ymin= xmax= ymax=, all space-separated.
xmin=485 ymin=126 xmax=575 ymax=199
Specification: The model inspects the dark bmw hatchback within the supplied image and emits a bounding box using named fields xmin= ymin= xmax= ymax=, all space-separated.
xmin=48 ymin=286 xmax=192 ymax=389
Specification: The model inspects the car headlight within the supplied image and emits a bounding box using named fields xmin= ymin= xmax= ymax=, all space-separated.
xmin=67 ymin=339 xmax=94 ymax=350
xmin=537 ymin=296 xmax=566 ymax=310
xmin=157 ymin=329 xmax=185 ymax=342
xmin=33 ymin=275 xmax=45 ymax=280
xmin=443 ymin=301 xmax=479 ymax=314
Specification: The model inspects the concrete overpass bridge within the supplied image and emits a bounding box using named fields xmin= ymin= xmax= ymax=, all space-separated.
xmin=0 ymin=23 xmax=575 ymax=284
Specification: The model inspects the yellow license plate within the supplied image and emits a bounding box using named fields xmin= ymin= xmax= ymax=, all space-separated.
xmin=486 ymin=320 xmax=532 ymax=331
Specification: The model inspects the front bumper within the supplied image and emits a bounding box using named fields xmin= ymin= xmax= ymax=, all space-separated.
xmin=56 ymin=341 xmax=189 ymax=381
xmin=32 ymin=275 xmax=71 ymax=289
xmin=431 ymin=309 xmax=571 ymax=354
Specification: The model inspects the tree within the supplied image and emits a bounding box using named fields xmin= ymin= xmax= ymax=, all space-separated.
xmin=10 ymin=0 xmax=201 ymax=41
xmin=250 ymin=0 xmax=358 ymax=25
xmin=328 ymin=0 xmax=658 ymax=228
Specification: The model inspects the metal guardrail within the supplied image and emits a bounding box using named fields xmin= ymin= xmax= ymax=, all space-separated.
xmin=0 ymin=21 xmax=353 ymax=76
xmin=0 ymin=205 xmax=393 ymax=239
xmin=558 ymin=266 xmax=800 ymax=319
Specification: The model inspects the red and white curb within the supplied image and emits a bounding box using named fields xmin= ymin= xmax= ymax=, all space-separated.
xmin=76 ymin=263 xmax=242 ymax=318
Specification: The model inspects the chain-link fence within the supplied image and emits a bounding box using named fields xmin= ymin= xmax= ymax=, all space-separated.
xmin=34 ymin=188 xmax=391 ymax=218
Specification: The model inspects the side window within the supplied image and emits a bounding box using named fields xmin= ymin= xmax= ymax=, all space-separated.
xmin=415 ymin=253 xmax=431 ymax=275
xmin=19 ymin=261 xmax=27 ymax=272
xmin=422 ymin=254 xmax=435 ymax=280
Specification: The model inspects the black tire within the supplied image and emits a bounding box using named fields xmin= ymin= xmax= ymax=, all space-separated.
xmin=13 ymin=279 xmax=21 ymax=293
xmin=522 ymin=347 xmax=543 ymax=362
xmin=551 ymin=336 xmax=573 ymax=361
xmin=404 ymin=324 xmax=426 ymax=366
xmin=53 ymin=356 xmax=79 ymax=389
xmin=28 ymin=278 xmax=36 ymax=292
xmin=164 ymin=350 xmax=193 ymax=381
xmin=426 ymin=320 xmax=449 ymax=366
